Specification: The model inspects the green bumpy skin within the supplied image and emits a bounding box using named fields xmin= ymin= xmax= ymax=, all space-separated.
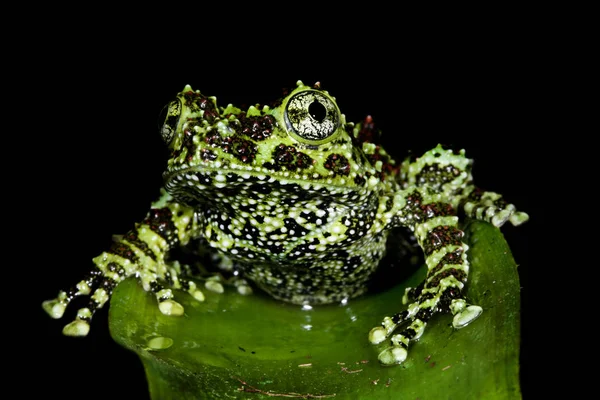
xmin=43 ymin=81 xmax=528 ymax=364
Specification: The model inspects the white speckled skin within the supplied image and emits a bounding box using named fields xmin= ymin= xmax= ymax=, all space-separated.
xmin=43 ymin=81 xmax=528 ymax=365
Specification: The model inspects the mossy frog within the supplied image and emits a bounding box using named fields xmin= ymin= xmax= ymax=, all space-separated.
xmin=43 ymin=81 xmax=528 ymax=365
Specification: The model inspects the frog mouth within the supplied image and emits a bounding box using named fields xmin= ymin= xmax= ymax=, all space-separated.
xmin=164 ymin=162 xmax=366 ymax=193
xmin=163 ymin=164 xmax=368 ymax=208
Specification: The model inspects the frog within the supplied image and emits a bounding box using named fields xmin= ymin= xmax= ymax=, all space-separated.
xmin=42 ymin=80 xmax=528 ymax=366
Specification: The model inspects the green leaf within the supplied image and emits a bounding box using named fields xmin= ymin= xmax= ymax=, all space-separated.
xmin=109 ymin=220 xmax=521 ymax=399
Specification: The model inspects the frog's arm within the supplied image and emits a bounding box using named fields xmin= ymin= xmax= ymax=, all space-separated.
xmin=42 ymin=189 xmax=204 ymax=336
xmin=400 ymin=144 xmax=529 ymax=227
xmin=369 ymin=145 xmax=528 ymax=365
xmin=370 ymin=186 xmax=483 ymax=364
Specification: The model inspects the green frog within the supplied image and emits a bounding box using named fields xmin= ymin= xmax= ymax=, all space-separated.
xmin=42 ymin=81 xmax=528 ymax=365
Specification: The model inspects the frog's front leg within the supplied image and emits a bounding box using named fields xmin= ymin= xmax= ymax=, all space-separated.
xmin=369 ymin=189 xmax=482 ymax=365
xmin=42 ymin=190 xmax=203 ymax=336
xmin=401 ymin=144 xmax=529 ymax=228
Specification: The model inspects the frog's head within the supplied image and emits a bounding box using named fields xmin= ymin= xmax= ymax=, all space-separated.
xmin=160 ymin=81 xmax=398 ymax=207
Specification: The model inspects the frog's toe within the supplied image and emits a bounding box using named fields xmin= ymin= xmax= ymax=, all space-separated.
xmin=509 ymin=211 xmax=529 ymax=226
xmin=369 ymin=315 xmax=403 ymax=345
xmin=63 ymin=319 xmax=90 ymax=337
xmin=234 ymin=278 xmax=253 ymax=295
xmin=378 ymin=346 xmax=408 ymax=365
xmin=236 ymin=284 xmax=253 ymax=295
xmin=452 ymin=304 xmax=483 ymax=329
xmin=61 ymin=305 xmax=96 ymax=336
xmin=158 ymin=299 xmax=184 ymax=316
xmin=154 ymin=272 xmax=239 ymax=315
xmin=42 ymin=297 xmax=67 ymax=319
xmin=180 ymin=279 xmax=205 ymax=302
xmin=205 ymin=279 xmax=224 ymax=293
xmin=190 ymin=289 xmax=205 ymax=302
xmin=368 ymin=326 xmax=388 ymax=345
xmin=152 ymin=276 xmax=205 ymax=316
xmin=156 ymin=288 xmax=185 ymax=316
xmin=491 ymin=209 xmax=512 ymax=227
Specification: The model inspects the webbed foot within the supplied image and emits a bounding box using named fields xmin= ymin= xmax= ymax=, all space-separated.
xmin=369 ymin=287 xmax=482 ymax=366
xmin=42 ymin=273 xmax=115 ymax=337
xmin=42 ymin=260 xmax=208 ymax=335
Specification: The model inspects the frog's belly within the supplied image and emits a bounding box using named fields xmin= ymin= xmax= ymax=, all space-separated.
xmin=205 ymin=223 xmax=390 ymax=304
xmin=236 ymin=237 xmax=388 ymax=305
xmin=242 ymin=259 xmax=379 ymax=305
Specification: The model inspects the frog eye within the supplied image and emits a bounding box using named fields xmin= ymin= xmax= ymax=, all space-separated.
xmin=159 ymin=99 xmax=182 ymax=144
xmin=285 ymin=90 xmax=339 ymax=142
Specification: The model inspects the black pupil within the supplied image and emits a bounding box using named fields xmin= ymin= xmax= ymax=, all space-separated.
xmin=308 ymin=100 xmax=326 ymax=122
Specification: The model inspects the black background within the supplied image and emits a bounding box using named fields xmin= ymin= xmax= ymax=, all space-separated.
xmin=19 ymin=33 xmax=532 ymax=399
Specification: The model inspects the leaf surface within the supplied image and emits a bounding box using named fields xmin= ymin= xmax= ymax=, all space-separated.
xmin=109 ymin=220 xmax=521 ymax=399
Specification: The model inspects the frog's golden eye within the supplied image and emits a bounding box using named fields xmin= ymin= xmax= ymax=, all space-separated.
xmin=285 ymin=90 xmax=339 ymax=143
xmin=159 ymin=99 xmax=182 ymax=144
